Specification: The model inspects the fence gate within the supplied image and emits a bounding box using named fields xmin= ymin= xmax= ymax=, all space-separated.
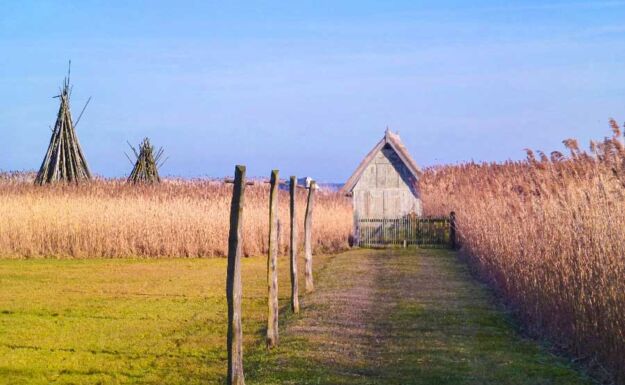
xmin=355 ymin=216 xmax=454 ymax=248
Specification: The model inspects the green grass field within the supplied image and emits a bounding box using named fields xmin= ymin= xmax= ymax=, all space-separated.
xmin=0 ymin=250 xmax=592 ymax=384
xmin=0 ymin=255 xmax=333 ymax=384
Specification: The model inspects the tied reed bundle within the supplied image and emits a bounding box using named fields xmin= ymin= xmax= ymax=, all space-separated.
xmin=35 ymin=65 xmax=92 ymax=185
xmin=126 ymin=138 xmax=165 ymax=184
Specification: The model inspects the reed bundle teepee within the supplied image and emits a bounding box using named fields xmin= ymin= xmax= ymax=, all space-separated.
xmin=35 ymin=71 xmax=92 ymax=185
xmin=127 ymin=138 xmax=164 ymax=184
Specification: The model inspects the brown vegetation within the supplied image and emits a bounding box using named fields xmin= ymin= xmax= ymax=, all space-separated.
xmin=0 ymin=177 xmax=352 ymax=258
xmin=420 ymin=120 xmax=625 ymax=383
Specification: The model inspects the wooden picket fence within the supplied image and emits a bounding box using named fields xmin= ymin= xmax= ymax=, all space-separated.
xmin=355 ymin=214 xmax=456 ymax=248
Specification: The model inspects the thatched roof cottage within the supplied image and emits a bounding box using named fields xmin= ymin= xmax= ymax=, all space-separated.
xmin=340 ymin=129 xmax=422 ymax=219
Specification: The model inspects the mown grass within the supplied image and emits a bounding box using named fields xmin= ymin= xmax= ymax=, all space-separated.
xmin=0 ymin=249 xmax=594 ymax=384
xmin=0 ymin=254 xmax=331 ymax=384
xmin=249 ymin=248 xmax=594 ymax=385
xmin=384 ymin=249 xmax=593 ymax=385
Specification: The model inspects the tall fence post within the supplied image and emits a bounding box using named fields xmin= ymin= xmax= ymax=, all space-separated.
xmin=266 ymin=170 xmax=279 ymax=348
xmin=304 ymin=180 xmax=316 ymax=293
xmin=450 ymin=211 xmax=457 ymax=250
xmin=277 ymin=220 xmax=282 ymax=256
xmin=226 ymin=165 xmax=246 ymax=385
xmin=289 ymin=176 xmax=300 ymax=313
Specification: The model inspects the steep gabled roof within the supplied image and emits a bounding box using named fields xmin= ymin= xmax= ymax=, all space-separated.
xmin=340 ymin=129 xmax=422 ymax=195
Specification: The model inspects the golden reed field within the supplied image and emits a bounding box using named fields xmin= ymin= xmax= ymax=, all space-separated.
xmin=0 ymin=176 xmax=352 ymax=258
xmin=421 ymin=121 xmax=625 ymax=383
xmin=2 ymin=123 xmax=624 ymax=382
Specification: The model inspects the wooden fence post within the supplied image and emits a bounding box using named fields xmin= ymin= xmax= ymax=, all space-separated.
xmin=266 ymin=170 xmax=279 ymax=348
xmin=277 ymin=219 xmax=282 ymax=257
xmin=450 ymin=211 xmax=457 ymax=250
xmin=289 ymin=176 xmax=300 ymax=313
xmin=226 ymin=165 xmax=246 ymax=385
xmin=304 ymin=180 xmax=316 ymax=293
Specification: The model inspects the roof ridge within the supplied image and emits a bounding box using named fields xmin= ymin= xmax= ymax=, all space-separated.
xmin=340 ymin=129 xmax=421 ymax=195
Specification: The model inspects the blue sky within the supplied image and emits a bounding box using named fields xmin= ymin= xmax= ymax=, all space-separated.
xmin=1 ymin=1 xmax=625 ymax=181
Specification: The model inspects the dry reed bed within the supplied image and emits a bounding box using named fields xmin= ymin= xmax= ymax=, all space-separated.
xmin=421 ymin=122 xmax=625 ymax=384
xmin=0 ymin=178 xmax=352 ymax=258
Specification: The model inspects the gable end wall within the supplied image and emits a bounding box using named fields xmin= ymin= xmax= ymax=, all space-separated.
xmin=352 ymin=145 xmax=422 ymax=219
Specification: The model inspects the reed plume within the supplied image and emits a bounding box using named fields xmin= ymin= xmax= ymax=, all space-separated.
xmin=421 ymin=122 xmax=625 ymax=384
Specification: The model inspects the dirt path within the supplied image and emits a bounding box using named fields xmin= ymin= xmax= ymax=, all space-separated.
xmin=248 ymin=248 xmax=592 ymax=385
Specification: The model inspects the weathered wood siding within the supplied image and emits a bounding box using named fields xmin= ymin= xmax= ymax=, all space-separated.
xmin=352 ymin=145 xmax=422 ymax=219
